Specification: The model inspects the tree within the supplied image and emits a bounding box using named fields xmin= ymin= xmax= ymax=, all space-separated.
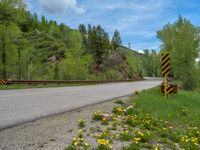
xmin=39 ymin=15 xmax=48 ymax=31
xmin=1 ymin=0 xmax=138 ymax=81
xmin=78 ymin=24 xmax=86 ymax=35
xmin=15 ymin=35 xmax=30 ymax=79
xmin=0 ymin=24 xmax=21 ymax=79
xmin=0 ymin=0 xmax=26 ymax=8
xmin=111 ymin=30 xmax=122 ymax=50
xmin=0 ymin=0 xmax=26 ymax=25
xmin=20 ymin=12 xmax=39 ymax=32
xmin=78 ymin=24 xmax=88 ymax=51
xmin=88 ymin=25 xmax=110 ymax=64
xmin=88 ymin=24 xmax=92 ymax=33
xmin=142 ymin=50 xmax=153 ymax=76
xmin=151 ymin=50 xmax=161 ymax=77
xmin=157 ymin=16 xmax=200 ymax=90
xmin=141 ymin=49 xmax=161 ymax=77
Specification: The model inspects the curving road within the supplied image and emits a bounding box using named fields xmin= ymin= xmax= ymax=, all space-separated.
xmin=0 ymin=79 xmax=161 ymax=130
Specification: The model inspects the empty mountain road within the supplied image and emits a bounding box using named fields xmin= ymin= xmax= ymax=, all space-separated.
xmin=0 ymin=79 xmax=161 ymax=130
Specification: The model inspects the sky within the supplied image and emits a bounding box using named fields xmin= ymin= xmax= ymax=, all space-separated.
xmin=25 ymin=0 xmax=200 ymax=51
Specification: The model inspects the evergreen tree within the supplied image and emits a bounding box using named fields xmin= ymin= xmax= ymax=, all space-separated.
xmin=78 ymin=24 xmax=86 ymax=35
xmin=40 ymin=15 xmax=48 ymax=31
xmin=111 ymin=30 xmax=122 ymax=50
xmin=87 ymin=24 xmax=92 ymax=33
xmin=88 ymin=25 xmax=110 ymax=64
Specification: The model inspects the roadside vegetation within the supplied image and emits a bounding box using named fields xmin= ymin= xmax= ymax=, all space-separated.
xmin=0 ymin=0 xmax=161 ymax=82
xmin=1 ymin=1 xmax=199 ymax=91
xmin=64 ymin=88 xmax=200 ymax=150
xmin=157 ymin=16 xmax=200 ymax=90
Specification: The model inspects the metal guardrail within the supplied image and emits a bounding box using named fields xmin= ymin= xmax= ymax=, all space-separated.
xmin=3 ymin=79 xmax=140 ymax=85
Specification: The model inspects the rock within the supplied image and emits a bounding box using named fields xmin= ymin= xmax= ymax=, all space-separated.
xmin=124 ymin=105 xmax=135 ymax=115
xmin=100 ymin=112 xmax=112 ymax=121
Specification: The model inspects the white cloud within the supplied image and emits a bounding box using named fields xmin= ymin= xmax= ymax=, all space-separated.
xmin=132 ymin=42 xmax=160 ymax=51
xmin=38 ymin=0 xmax=85 ymax=14
xmin=138 ymin=50 xmax=145 ymax=54
xmin=89 ymin=0 xmax=169 ymax=12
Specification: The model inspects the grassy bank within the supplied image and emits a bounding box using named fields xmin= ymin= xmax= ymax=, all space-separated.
xmin=64 ymin=87 xmax=200 ymax=150
xmin=133 ymin=88 xmax=200 ymax=127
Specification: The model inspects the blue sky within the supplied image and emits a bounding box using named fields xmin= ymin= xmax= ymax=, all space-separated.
xmin=25 ymin=0 xmax=200 ymax=51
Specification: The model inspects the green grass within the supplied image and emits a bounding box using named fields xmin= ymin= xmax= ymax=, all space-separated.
xmin=0 ymin=83 xmax=85 ymax=90
xmin=64 ymin=87 xmax=200 ymax=150
xmin=132 ymin=87 xmax=200 ymax=127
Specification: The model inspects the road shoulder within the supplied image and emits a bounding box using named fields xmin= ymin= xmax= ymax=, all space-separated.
xmin=0 ymin=96 xmax=130 ymax=150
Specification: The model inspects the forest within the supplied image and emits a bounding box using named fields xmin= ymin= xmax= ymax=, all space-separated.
xmin=0 ymin=0 xmax=161 ymax=81
xmin=1 ymin=0 xmax=200 ymax=90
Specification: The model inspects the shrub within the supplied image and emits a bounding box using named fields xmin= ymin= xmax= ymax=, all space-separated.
xmin=97 ymin=139 xmax=112 ymax=150
xmin=78 ymin=119 xmax=85 ymax=128
xmin=182 ymin=72 xmax=197 ymax=91
xmin=119 ymin=130 xmax=133 ymax=141
xmin=112 ymin=107 xmax=125 ymax=115
xmin=92 ymin=111 xmax=102 ymax=121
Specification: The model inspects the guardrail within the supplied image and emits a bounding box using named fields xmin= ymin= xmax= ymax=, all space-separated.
xmin=1 ymin=79 xmax=140 ymax=85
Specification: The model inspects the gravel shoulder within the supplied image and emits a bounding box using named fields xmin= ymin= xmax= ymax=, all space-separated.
xmin=0 ymin=96 xmax=130 ymax=150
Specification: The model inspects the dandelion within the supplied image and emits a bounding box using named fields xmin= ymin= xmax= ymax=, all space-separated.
xmin=78 ymin=119 xmax=85 ymax=128
xmin=154 ymin=144 xmax=159 ymax=150
xmin=113 ymin=107 xmax=125 ymax=115
xmin=109 ymin=145 xmax=113 ymax=149
xmin=97 ymin=139 xmax=109 ymax=145
xmin=92 ymin=111 xmax=102 ymax=121
xmin=102 ymin=117 xmax=108 ymax=125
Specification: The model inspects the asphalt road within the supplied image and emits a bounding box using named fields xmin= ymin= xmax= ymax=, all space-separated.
xmin=0 ymin=79 xmax=161 ymax=130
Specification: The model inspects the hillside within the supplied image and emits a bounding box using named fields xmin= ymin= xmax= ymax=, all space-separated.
xmin=118 ymin=45 xmax=143 ymax=58
xmin=0 ymin=0 xmax=161 ymax=80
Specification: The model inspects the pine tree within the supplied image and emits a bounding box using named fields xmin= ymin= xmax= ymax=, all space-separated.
xmin=111 ymin=30 xmax=122 ymax=50
xmin=78 ymin=24 xmax=86 ymax=35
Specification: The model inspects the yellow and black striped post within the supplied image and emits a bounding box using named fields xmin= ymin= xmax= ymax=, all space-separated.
xmin=166 ymin=84 xmax=174 ymax=95
xmin=0 ymin=79 xmax=7 ymax=85
xmin=161 ymin=53 xmax=172 ymax=97
xmin=162 ymin=53 xmax=170 ymax=77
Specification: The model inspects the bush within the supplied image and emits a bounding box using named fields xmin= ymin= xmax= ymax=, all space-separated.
xmin=100 ymin=69 xmax=121 ymax=80
xmin=59 ymin=54 xmax=93 ymax=80
xmin=182 ymin=72 xmax=197 ymax=91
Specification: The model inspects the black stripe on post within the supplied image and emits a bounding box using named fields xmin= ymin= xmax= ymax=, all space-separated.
xmin=162 ymin=53 xmax=170 ymax=62
xmin=162 ymin=57 xmax=170 ymax=67
xmin=161 ymin=53 xmax=170 ymax=77
xmin=167 ymin=85 xmax=173 ymax=95
xmin=0 ymin=79 xmax=6 ymax=85
xmin=162 ymin=63 xmax=170 ymax=72
xmin=162 ymin=67 xmax=170 ymax=77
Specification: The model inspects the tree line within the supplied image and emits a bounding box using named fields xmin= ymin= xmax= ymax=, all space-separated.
xmin=0 ymin=0 xmax=144 ymax=81
xmin=1 ymin=0 xmax=199 ymax=91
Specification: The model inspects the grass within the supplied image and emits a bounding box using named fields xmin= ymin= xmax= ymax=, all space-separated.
xmin=132 ymin=87 xmax=200 ymax=127
xmin=0 ymin=83 xmax=87 ymax=90
xmin=65 ymin=87 xmax=200 ymax=150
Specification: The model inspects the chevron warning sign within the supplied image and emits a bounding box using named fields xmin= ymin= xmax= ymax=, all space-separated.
xmin=0 ymin=79 xmax=7 ymax=85
xmin=161 ymin=53 xmax=174 ymax=97
xmin=166 ymin=84 xmax=174 ymax=95
xmin=162 ymin=53 xmax=170 ymax=77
